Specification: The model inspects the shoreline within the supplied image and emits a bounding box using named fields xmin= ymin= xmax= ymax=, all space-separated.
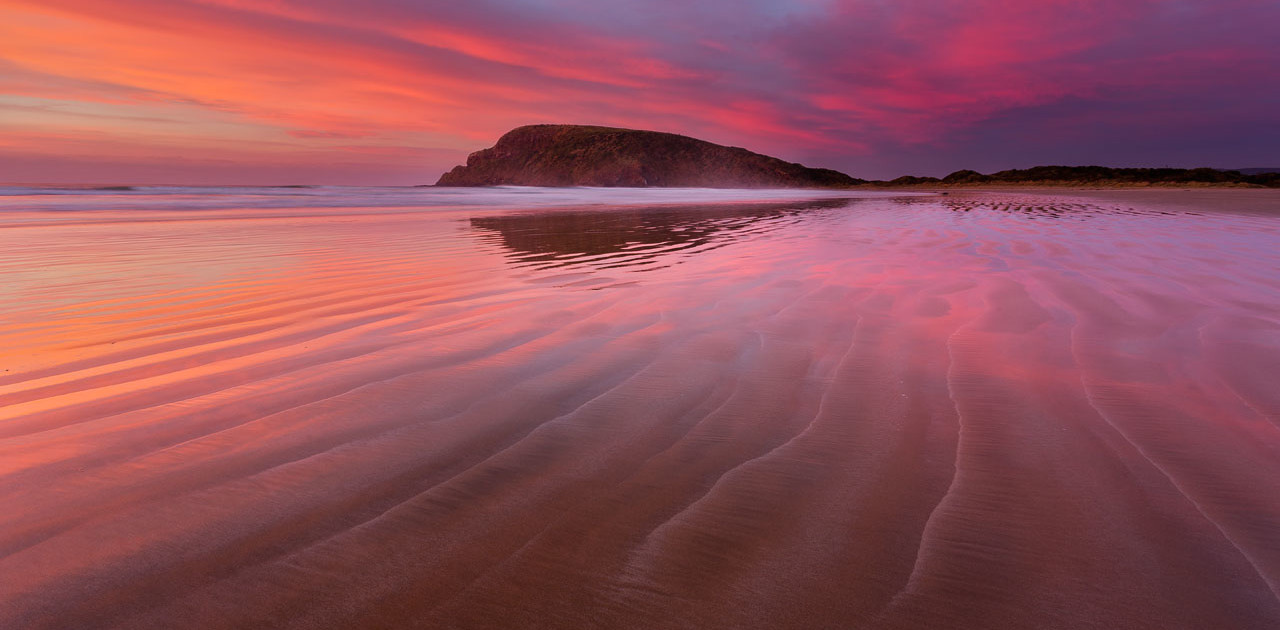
xmin=861 ymin=182 xmax=1278 ymax=190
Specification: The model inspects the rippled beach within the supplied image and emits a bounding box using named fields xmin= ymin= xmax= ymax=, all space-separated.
xmin=1 ymin=186 xmax=1278 ymax=629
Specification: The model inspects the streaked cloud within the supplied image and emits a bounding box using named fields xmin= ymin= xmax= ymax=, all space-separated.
xmin=1 ymin=0 xmax=1275 ymax=183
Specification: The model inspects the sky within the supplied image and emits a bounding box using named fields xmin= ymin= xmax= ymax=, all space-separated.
xmin=2 ymin=0 xmax=1277 ymax=185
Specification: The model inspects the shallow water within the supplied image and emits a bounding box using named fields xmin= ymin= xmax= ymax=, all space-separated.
xmin=1 ymin=187 xmax=1278 ymax=629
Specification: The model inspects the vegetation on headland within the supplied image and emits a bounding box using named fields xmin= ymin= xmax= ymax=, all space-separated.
xmin=877 ymin=166 xmax=1280 ymax=188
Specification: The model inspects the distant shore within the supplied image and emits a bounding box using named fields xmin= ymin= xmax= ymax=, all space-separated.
xmin=854 ymin=165 xmax=1280 ymax=189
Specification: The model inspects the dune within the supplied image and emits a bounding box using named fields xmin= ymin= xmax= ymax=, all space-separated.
xmin=0 ymin=188 xmax=1278 ymax=629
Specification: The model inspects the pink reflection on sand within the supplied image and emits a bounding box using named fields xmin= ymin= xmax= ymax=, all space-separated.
xmin=0 ymin=189 xmax=1278 ymax=628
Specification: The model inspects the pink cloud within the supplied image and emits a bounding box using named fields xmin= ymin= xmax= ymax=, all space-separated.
xmin=1 ymin=0 xmax=1275 ymax=183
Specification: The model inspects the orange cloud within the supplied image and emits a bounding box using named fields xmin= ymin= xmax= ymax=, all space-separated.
xmin=1 ymin=0 xmax=1275 ymax=183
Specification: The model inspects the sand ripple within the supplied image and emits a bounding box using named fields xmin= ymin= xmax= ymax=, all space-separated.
xmin=1 ymin=190 xmax=1279 ymax=628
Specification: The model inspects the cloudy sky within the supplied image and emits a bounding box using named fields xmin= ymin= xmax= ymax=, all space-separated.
xmin=2 ymin=0 xmax=1277 ymax=184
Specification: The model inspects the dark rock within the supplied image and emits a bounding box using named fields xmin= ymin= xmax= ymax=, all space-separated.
xmin=435 ymin=125 xmax=864 ymax=188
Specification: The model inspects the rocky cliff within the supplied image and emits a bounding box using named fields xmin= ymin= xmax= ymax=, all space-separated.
xmin=435 ymin=125 xmax=863 ymax=188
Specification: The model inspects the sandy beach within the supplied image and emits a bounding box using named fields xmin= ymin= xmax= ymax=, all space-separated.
xmin=1 ymin=187 xmax=1278 ymax=629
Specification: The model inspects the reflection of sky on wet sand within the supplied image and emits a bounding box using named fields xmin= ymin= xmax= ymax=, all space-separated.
xmin=469 ymin=198 xmax=854 ymax=272
xmin=1 ymin=188 xmax=1279 ymax=629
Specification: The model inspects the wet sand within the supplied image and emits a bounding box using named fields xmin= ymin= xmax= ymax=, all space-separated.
xmin=1 ymin=188 xmax=1278 ymax=628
